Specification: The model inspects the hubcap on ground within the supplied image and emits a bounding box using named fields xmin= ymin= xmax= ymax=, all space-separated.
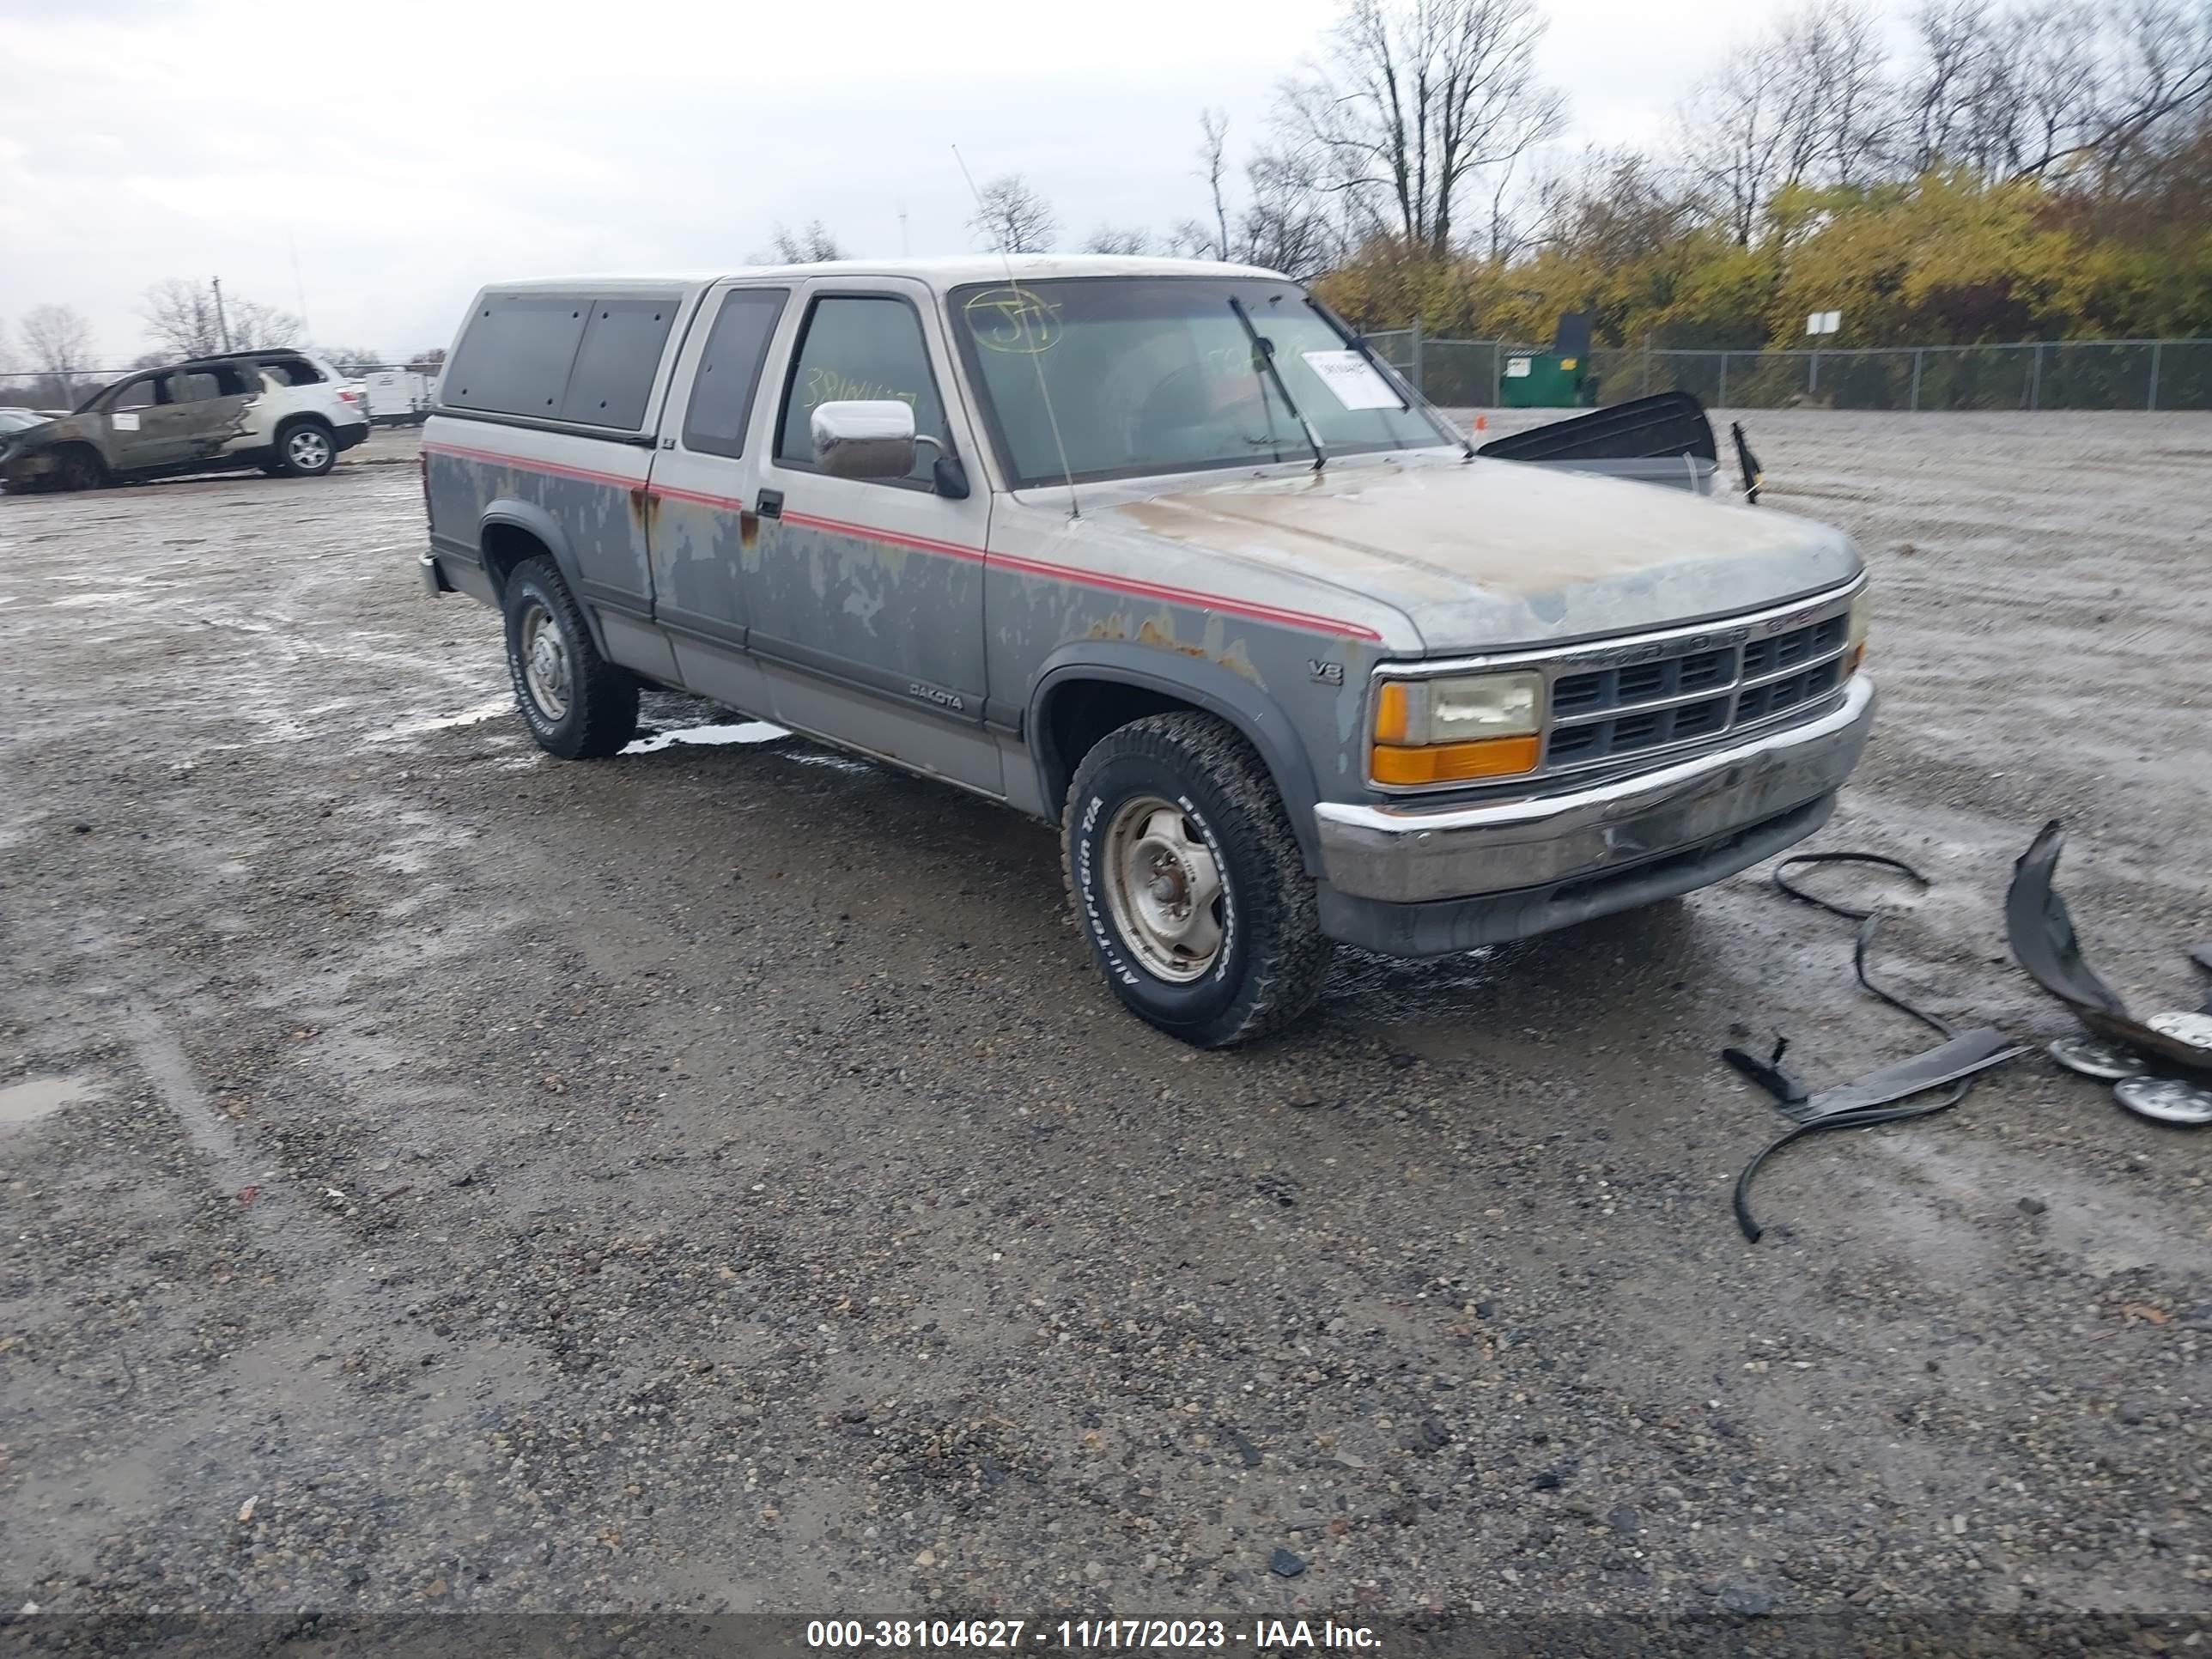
xmin=520 ymin=604 xmax=569 ymax=719
xmin=288 ymin=429 xmax=330 ymax=470
xmin=1102 ymin=795 xmax=1224 ymax=982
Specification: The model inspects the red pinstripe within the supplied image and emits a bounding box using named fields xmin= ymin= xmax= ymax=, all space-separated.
xmin=427 ymin=445 xmax=1382 ymax=641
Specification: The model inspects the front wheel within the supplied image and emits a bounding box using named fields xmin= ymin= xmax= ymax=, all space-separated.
xmin=53 ymin=447 xmax=106 ymax=492
xmin=501 ymin=556 xmax=639 ymax=758
xmin=1064 ymin=711 xmax=1331 ymax=1048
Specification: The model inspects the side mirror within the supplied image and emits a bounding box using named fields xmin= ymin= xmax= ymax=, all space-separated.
xmin=812 ymin=399 xmax=916 ymax=480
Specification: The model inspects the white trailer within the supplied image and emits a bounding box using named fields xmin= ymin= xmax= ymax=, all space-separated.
xmin=364 ymin=369 xmax=437 ymax=426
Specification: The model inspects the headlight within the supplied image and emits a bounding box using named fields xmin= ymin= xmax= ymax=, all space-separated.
xmin=1372 ymin=670 xmax=1544 ymax=786
xmin=1846 ymin=590 xmax=1869 ymax=675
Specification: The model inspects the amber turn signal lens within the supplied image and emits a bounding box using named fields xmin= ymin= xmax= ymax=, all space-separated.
xmin=1374 ymin=680 xmax=1413 ymax=744
xmin=1370 ymin=733 xmax=1540 ymax=785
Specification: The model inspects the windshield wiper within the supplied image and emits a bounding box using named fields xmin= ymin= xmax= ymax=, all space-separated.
xmin=1228 ymin=296 xmax=1326 ymax=473
xmin=1304 ymin=296 xmax=1473 ymax=459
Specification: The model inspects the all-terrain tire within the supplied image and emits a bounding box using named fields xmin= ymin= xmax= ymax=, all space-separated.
xmin=501 ymin=555 xmax=640 ymax=759
xmin=1064 ymin=711 xmax=1331 ymax=1048
xmin=270 ymin=418 xmax=336 ymax=477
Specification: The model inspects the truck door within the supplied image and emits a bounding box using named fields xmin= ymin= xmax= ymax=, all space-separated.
xmin=643 ymin=283 xmax=794 ymax=712
xmin=743 ymin=280 xmax=999 ymax=793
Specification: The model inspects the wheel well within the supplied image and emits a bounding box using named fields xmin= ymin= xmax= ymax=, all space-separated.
xmin=1038 ymin=678 xmax=1206 ymax=821
xmin=480 ymin=521 xmax=550 ymax=599
xmin=274 ymin=412 xmax=332 ymax=434
xmin=50 ymin=441 xmax=106 ymax=482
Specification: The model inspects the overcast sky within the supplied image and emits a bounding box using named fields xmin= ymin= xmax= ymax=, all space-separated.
xmin=3 ymin=0 xmax=1865 ymax=369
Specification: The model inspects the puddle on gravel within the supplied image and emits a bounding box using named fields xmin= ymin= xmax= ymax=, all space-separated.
xmin=624 ymin=720 xmax=790 ymax=755
xmin=0 ymin=1073 xmax=94 ymax=1127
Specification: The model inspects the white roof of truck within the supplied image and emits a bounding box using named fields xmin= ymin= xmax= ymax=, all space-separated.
xmin=476 ymin=255 xmax=1291 ymax=293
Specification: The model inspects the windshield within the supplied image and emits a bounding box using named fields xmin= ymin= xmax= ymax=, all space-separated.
xmin=947 ymin=277 xmax=1447 ymax=489
xmin=0 ymin=410 xmax=50 ymax=433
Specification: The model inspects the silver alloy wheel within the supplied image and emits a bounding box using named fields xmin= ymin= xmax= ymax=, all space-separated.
xmin=286 ymin=427 xmax=331 ymax=471
xmin=1101 ymin=794 xmax=1226 ymax=982
xmin=519 ymin=603 xmax=570 ymax=720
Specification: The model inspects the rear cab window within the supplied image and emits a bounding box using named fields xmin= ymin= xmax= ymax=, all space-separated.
xmin=443 ymin=289 xmax=678 ymax=430
xmin=682 ymin=289 xmax=788 ymax=458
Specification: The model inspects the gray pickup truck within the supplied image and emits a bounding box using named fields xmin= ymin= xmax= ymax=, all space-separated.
xmin=419 ymin=257 xmax=1874 ymax=1045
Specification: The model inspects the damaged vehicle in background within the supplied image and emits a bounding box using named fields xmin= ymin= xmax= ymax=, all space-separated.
xmin=418 ymin=256 xmax=1876 ymax=1047
xmin=0 ymin=349 xmax=369 ymax=492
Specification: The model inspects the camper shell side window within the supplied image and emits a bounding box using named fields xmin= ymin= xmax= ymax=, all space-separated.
xmin=443 ymin=289 xmax=678 ymax=431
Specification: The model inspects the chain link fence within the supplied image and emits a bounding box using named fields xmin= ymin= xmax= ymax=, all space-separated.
xmin=1361 ymin=330 xmax=2212 ymax=412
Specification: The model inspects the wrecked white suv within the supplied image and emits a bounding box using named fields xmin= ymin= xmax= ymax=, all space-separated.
xmin=420 ymin=256 xmax=1875 ymax=1046
xmin=0 ymin=349 xmax=368 ymax=491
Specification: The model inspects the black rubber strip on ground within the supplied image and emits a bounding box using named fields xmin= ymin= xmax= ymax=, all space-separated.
xmin=1728 ymin=853 xmax=2023 ymax=1243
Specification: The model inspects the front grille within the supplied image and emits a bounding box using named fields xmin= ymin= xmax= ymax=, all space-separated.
xmin=1541 ymin=611 xmax=1849 ymax=772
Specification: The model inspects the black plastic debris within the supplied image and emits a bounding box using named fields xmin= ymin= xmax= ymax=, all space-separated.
xmin=1724 ymin=852 xmax=2025 ymax=1243
xmin=2005 ymin=821 xmax=2212 ymax=1125
xmin=2006 ymin=821 xmax=2212 ymax=1078
xmin=1269 ymin=1547 xmax=1306 ymax=1578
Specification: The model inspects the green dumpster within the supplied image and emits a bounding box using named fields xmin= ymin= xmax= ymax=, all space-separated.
xmin=1499 ymin=313 xmax=1599 ymax=408
xmin=1501 ymin=351 xmax=1586 ymax=407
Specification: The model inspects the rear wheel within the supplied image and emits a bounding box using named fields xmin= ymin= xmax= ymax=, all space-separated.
xmin=1065 ymin=711 xmax=1331 ymax=1047
xmin=501 ymin=556 xmax=639 ymax=759
xmin=270 ymin=419 xmax=335 ymax=477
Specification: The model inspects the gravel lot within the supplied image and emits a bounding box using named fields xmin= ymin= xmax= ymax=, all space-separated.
xmin=2 ymin=413 xmax=2208 ymax=1632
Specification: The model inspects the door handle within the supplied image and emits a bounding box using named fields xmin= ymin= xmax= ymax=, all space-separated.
xmin=756 ymin=489 xmax=783 ymax=520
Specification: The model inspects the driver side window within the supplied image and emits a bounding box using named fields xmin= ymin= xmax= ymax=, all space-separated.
xmin=775 ymin=295 xmax=946 ymax=486
xmin=113 ymin=375 xmax=169 ymax=410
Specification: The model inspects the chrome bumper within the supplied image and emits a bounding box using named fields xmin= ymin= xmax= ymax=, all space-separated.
xmin=1315 ymin=675 xmax=1876 ymax=905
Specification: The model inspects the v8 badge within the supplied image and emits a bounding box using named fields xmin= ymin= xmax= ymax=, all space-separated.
xmin=1309 ymin=659 xmax=1345 ymax=686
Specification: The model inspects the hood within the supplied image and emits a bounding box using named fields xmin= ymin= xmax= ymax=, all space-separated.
xmin=1088 ymin=453 xmax=1861 ymax=653
xmin=0 ymin=416 xmax=65 ymax=466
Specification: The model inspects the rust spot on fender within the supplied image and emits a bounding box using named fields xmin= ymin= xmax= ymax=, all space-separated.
xmin=1136 ymin=617 xmax=1209 ymax=658
xmin=739 ymin=510 xmax=760 ymax=553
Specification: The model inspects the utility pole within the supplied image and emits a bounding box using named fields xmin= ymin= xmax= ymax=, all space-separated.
xmin=211 ymin=276 xmax=233 ymax=351
xmin=898 ymin=205 xmax=909 ymax=256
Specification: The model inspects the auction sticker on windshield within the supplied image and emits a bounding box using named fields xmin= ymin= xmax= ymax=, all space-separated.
xmin=1298 ymin=349 xmax=1402 ymax=410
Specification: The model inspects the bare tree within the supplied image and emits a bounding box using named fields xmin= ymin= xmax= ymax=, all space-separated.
xmin=1679 ymin=39 xmax=1796 ymax=244
xmin=1899 ymin=0 xmax=2209 ymax=181
xmin=19 ymin=305 xmax=96 ymax=404
xmin=1079 ymin=226 xmax=1154 ymax=254
xmin=1283 ymin=0 xmax=1567 ymax=260
xmin=968 ymin=173 xmax=1058 ymax=253
xmin=757 ymin=220 xmax=846 ymax=263
xmin=1780 ymin=0 xmax=1896 ymax=185
xmin=1534 ymin=148 xmax=1705 ymax=265
xmin=1678 ymin=0 xmax=1896 ymax=241
xmin=407 ymin=347 xmax=448 ymax=373
xmin=1232 ymin=147 xmax=1348 ymax=278
xmin=228 ymin=298 xmax=305 ymax=350
xmin=141 ymin=279 xmax=302 ymax=357
xmin=1198 ymin=108 xmax=1234 ymax=258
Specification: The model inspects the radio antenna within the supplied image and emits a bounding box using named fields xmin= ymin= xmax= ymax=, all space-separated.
xmin=952 ymin=143 xmax=1079 ymax=520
